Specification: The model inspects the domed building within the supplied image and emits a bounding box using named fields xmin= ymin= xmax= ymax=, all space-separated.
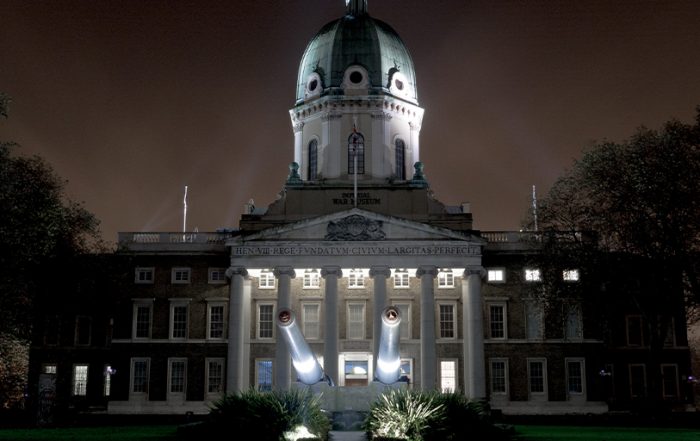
xmin=27 ymin=0 xmax=693 ymax=421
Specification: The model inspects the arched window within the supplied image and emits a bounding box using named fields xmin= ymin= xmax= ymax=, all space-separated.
xmin=348 ymin=131 xmax=365 ymax=175
xmin=395 ymin=139 xmax=406 ymax=180
xmin=308 ymin=139 xmax=318 ymax=180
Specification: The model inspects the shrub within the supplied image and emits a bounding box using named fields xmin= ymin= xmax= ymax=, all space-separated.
xmin=363 ymin=389 xmax=444 ymax=441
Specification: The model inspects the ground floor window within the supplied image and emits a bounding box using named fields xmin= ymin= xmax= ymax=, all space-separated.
xmin=566 ymin=358 xmax=585 ymax=396
xmin=344 ymin=359 xmax=369 ymax=387
xmin=256 ymin=359 xmax=273 ymax=391
xmin=168 ymin=359 xmax=187 ymax=394
xmin=629 ymin=363 xmax=647 ymax=398
xmin=661 ymin=364 xmax=679 ymax=399
xmin=439 ymin=360 xmax=457 ymax=392
xmin=72 ymin=364 xmax=88 ymax=396
xmin=528 ymin=358 xmax=547 ymax=397
xmin=131 ymin=358 xmax=150 ymax=394
xmin=490 ymin=359 xmax=508 ymax=395
xmin=206 ymin=358 xmax=225 ymax=394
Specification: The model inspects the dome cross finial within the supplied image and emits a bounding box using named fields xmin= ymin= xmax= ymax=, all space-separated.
xmin=346 ymin=0 xmax=368 ymax=16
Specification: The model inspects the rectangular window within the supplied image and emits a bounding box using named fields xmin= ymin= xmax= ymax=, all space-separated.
xmin=208 ymin=304 xmax=226 ymax=339
xmin=490 ymin=359 xmax=508 ymax=395
xmin=170 ymin=304 xmax=189 ymax=339
xmin=42 ymin=364 xmax=57 ymax=374
xmin=489 ymin=304 xmax=506 ymax=339
xmin=75 ymin=315 xmax=92 ymax=346
xmin=171 ymin=267 xmax=191 ymax=284
xmin=135 ymin=267 xmax=154 ymax=284
xmin=661 ymin=364 xmax=679 ymax=398
xmin=258 ymin=303 xmax=275 ymax=339
xmin=525 ymin=269 xmax=541 ymax=282
xmin=259 ymin=271 xmax=275 ymax=289
xmin=256 ymin=359 xmax=273 ymax=392
xmin=626 ymin=315 xmax=644 ymax=346
xmin=438 ymin=303 xmax=456 ymax=339
xmin=208 ymin=268 xmax=227 ymax=284
xmin=566 ymin=358 xmax=585 ymax=395
xmin=44 ymin=315 xmax=60 ymax=345
xmin=72 ymin=364 xmax=88 ymax=396
xmin=344 ymin=359 xmax=369 ymax=387
xmin=206 ymin=358 xmax=225 ymax=394
xmin=629 ymin=364 xmax=647 ymax=398
xmin=487 ymin=268 xmax=505 ymax=283
xmin=563 ymin=269 xmax=580 ymax=282
xmin=303 ymin=270 xmax=320 ymax=289
xmin=347 ymin=302 xmax=365 ymax=340
xmin=525 ymin=302 xmax=543 ymax=340
xmin=393 ymin=271 xmax=410 ymax=289
xmin=400 ymin=359 xmax=413 ymax=385
xmin=438 ymin=270 xmax=454 ymax=288
xmin=168 ymin=359 xmax=187 ymax=394
xmin=131 ymin=358 xmax=150 ymax=393
xmin=440 ymin=360 xmax=457 ymax=392
xmin=104 ymin=365 xmax=112 ymax=397
xmin=348 ymin=269 xmax=365 ymax=289
xmin=133 ymin=302 xmax=152 ymax=339
xmin=395 ymin=303 xmax=411 ymax=340
xmin=528 ymin=359 xmax=547 ymax=395
xmin=663 ymin=318 xmax=676 ymax=347
xmin=302 ymin=303 xmax=321 ymax=339
xmin=565 ymin=304 xmax=583 ymax=340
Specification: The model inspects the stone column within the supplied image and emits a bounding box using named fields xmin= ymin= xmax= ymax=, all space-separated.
xmin=463 ymin=267 xmax=486 ymax=399
xmin=417 ymin=265 xmax=437 ymax=390
xmin=226 ymin=267 xmax=248 ymax=393
xmin=370 ymin=266 xmax=391 ymax=373
xmin=274 ymin=267 xmax=296 ymax=390
xmin=321 ymin=266 xmax=342 ymax=386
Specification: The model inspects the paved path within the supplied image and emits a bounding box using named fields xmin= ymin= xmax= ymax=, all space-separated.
xmin=329 ymin=431 xmax=367 ymax=441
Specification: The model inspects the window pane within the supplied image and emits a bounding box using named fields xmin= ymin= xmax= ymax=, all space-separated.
xmin=72 ymin=365 xmax=88 ymax=396
xmin=526 ymin=303 xmax=542 ymax=340
xmin=208 ymin=360 xmax=223 ymax=393
xmin=256 ymin=360 xmax=273 ymax=392
xmin=529 ymin=361 xmax=545 ymax=393
xmin=490 ymin=305 xmax=505 ymax=339
xmin=303 ymin=304 xmax=320 ymax=339
xmin=491 ymin=361 xmax=506 ymax=393
xmin=395 ymin=139 xmax=405 ymax=180
xmin=396 ymin=304 xmax=410 ymax=340
xmin=347 ymin=304 xmax=365 ymax=339
xmin=567 ymin=361 xmax=583 ymax=394
xmin=172 ymin=306 xmax=188 ymax=339
xmin=170 ymin=361 xmax=186 ymax=393
xmin=135 ymin=306 xmax=150 ymax=338
xmin=308 ymin=140 xmax=318 ymax=180
xmin=259 ymin=305 xmax=274 ymax=338
xmin=133 ymin=360 xmax=148 ymax=393
xmin=440 ymin=361 xmax=456 ymax=392
xmin=209 ymin=306 xmax=225 ymax=339
xmin=439 ymin=304 xmax=455 ymax=338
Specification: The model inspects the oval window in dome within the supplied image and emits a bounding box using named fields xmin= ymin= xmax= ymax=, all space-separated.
xmin=350 ymin=71 xmax=364 ymax=84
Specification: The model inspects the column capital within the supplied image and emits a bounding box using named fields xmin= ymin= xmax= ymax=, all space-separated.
xmin=273 ymin=266 xmax=296 ymax=279
xmin=369 ymin=266 xmax=391 ymax=279
xmin=321 ymin=266 xmax=343 ymax=279
xmin=416 ymin=265 xmax=437 ymax=278
xmin=463 ymin=266 xmax=486 ymax=279
xmin=226 ymin=267 xmax=248 ymax=278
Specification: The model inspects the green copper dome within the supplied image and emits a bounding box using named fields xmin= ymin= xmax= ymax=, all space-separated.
xmin=295 ymin=5 xmax=418 ymax=106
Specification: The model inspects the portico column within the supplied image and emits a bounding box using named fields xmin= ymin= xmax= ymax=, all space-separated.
xmin=417 ymin=265 xmax=437 ymax=390
xmin=463 ymin=267 xmax=486 ymax=399
xmin=274 ymin=267 xmax=296 ymax=390
xmin=321 ymin=266 xmax=342 ymax=385
xmin=370 ymin=266 xmax=391 ymax=374
xmin=226 ymin=266 xmax=248 ymax=393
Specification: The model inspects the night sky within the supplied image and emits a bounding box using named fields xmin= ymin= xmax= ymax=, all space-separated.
xmin=2 ymin=0 xmax=700 ymax=246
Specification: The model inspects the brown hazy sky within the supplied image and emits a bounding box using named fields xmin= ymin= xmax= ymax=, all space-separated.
xmin=2 ymin=0 xmax=700 ymax=246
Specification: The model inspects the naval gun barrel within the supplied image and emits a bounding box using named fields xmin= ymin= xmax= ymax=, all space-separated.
xmin=375 ymin=306 xmax=402 ymax=384
xmin=276 ymin=308 xmax=326 ymax=385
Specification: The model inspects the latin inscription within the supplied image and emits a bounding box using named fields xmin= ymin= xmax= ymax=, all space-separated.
xmin=232 ymin=245 xmax=480 ymax=257
xmin=332 ymin=192 xmax=381 ymax=205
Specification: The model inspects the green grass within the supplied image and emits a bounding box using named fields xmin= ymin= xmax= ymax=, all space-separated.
xmin=0 ymin=425 xmax=179 ymax=441
xmin=514 ymin=425 xmax=700 ymax=441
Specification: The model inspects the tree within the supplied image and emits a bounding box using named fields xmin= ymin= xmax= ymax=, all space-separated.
xmin=0 ymin=93 xmax=103 ymax=410
xmin=532 ymin=106 xmax=700 ymax=410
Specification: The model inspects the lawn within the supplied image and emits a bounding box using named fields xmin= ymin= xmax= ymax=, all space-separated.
xmin=0 ymin=425 xmax=179 ymax=441
xmin=515 ymin=425 xmax=700 ymax=441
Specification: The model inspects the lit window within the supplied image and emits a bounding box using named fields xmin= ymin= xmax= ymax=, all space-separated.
xmin=171 ymin=267 xmax=191 ymax=284
xmin=563 ymin=269 xmax=580 ymax=282
xmin=347 ymin=302 xmax=365 ymax=340
xmin=525 ymin=269 xmax=541 ymax=282
xmin=42 ymin=364 xmax=57 ymax=374
xmin=104 ymin=365 xmax=112 ymax=397
xmin=393 ymin=270 xmax=409 ymax=288
xmin=131 ymin=358 xmax=150 ymax=393
xmin=206 ymin=358 xmax=224 ymax=394
xmin=303 ymin=270 xmax=320 ymax=289
xmin=72 ymin=364 xmax=89 ymax=396
xmin=344 ymin=359 xmax=369 ymax=387
xmin=661 ymin=364 xmax=679 ymax=398
xmin=256 ymin=359 xmax=273 ymax=392
xmin=170 ymin=303 xmax=189 ymax=340
xmin=566 ymin=358 xmax=585 ymax=395
xmin=440 ymin=360 xmax=457 ymax=392
xmin=135 ymin=267 xmax=154 ymax=284
xmin=208 ymin=268 xmax=227 ymax=284
xmin=487 ymin=268 xmax=505 ymax=283
xmin=438 ymin=270 xmax=454 ymax=288
xmin=439 ymin=303 xmax=456 ymax=339
xmin=528 ymin=359 xmax=547 ymax=395
xmin=258 ymin=304 xmax=275 ymax=339
xmin=259 ymin=270 xmax=275 ymax=289
xmin=490 ymin=359 xmax=508 ymax=394
xmin=208 ymin=304 xmax=226 ymax=340
xmin=302 ymin=303 xmax=321 ymax=339
xmin=168 ymin=359 xmax=187 ymax=394
xmin=395 ymin=303 xmax=411 ymax=340
xmin=133 ymin=301 xmax=152 ymax=339
xmin=348 ymin=269 xmax=365 ymax=289
xmin=75 ymin=315 xmax=92 ymax=346
xmin=348 ymin=131 xmax=365 ymax=175
xmin=489 ymin=304 xmax=506 ymax=339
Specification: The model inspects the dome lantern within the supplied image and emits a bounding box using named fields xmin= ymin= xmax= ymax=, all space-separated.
xmin=346 ymin=0 xmax=368 ymax=16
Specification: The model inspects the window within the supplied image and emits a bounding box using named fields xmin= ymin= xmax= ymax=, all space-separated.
xmin=75 ymin=315 xmax=92 ymax=346
xmin=104 ymin=365 xmax=113 ymax=397
xmin=303 ymin=270 xmax=320 ymax=289
xmin=393 ymin=270 xmax=409 ymax=288
xmin=208 ymin=268 xmax=226 ymax=284
xmin=171 ymin=267 xmax=191 ymax=284
xmin=525 ymin=302 xmax=543 ymax=340
xmin=400 ymin=359 xmax=413 ymax=385
xmin=438 ymin=303 xmax=456 ymax=339
xmin=661 ymin=364 xmax=679 ymax=398
xmin=629 ymin=364 xmax=647 ymax=398
xmin=347 ymin=302 xmax=365 ymax=340
xmin=44 ymin=315 xmax=60 ymax=345
xmin=488 ymin=304 xmax=507 ymax=339
xmin=344 ymin=359 xmax=369 ymax=387
xmin=395 ymin=139 xmax=405 ymax=180
xmin=348 ymin=269 xmax=365 ymax=289
xmin=256 ymin=359 xmax=273 ymax=392
xmin=490 ymin=359 xmax=508 ymax=395
xmin=135 ymin=267 xmax=154 ymax=284
xmin=348 ymin=131 xmax=365 ymax=175
xmin=170 ymin=302 xmax=189 ymax=340
xmin=487 ymin=268 xmax=505 ymax=283
xmin=257 ymin=303 xmax=275 ymax=339
xmin=72 ymin=364 xmax=88 ymax=396
xmin=168 ymin=359 xmax=187 ymax=394
xmin=206 ymin=358 xmax=225 ymax=394
xmin=626 ymin=315 xmax=644 ymax=346
xmin=308 ymin=139 xmax=318 ymax=180
xmin=563 ymin=269 xmax=580 ymax=282
xmin=259 ymin=270 xmax=275 ymax=289
xmin=131 ymin=358 xmax=150 ymax=394
xmin=566 ymin=358 xmax=585 ymax=396
xmin=528 ymin=359 xmax=547 ymax=395
xmin=438 ymin=270 xmax=454 ymax=288
xmin=395 ymin=303 xmax=411 ymax=339
xmin=132 ymin=301 xmax=153 ymax=339
xmin=302 ymin=303 xmax=321 ymax=339
xmin=42 ymin=364 xmax=57 ymax=374
xmin=440 ymin=360 xmax=457 ymax=392
xmin=525 ymin=269 xmax=541 ymax=282
xmin=564 ymin=304 xmax=583 ymax=340
xmin=208 ymin=303 xmax=226 ymax=339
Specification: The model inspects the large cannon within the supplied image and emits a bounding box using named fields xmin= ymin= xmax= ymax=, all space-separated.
xmin=276 ymin=308 xmax=329 ymax=385
xmin=375 ymin=306 xmax=402 ymax=384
